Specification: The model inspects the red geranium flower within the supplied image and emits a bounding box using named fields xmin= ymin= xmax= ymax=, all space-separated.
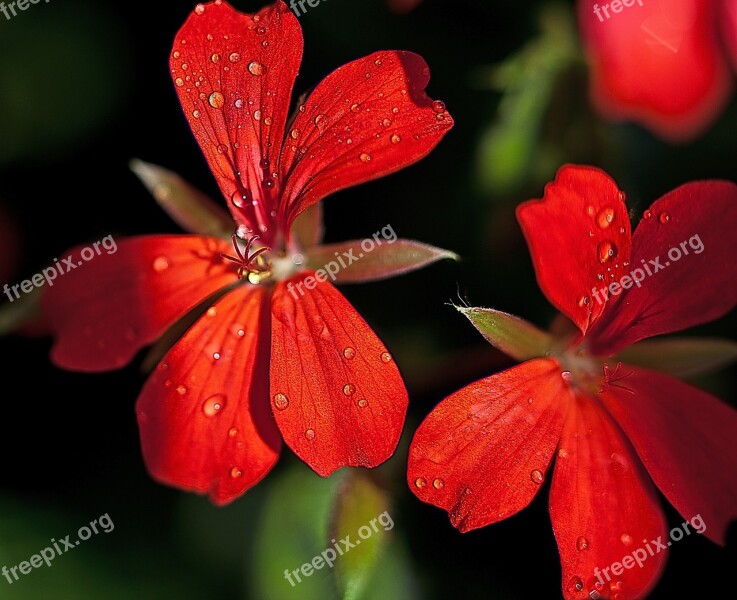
xmin=408 ymin=165 xmax=737 ymax=598
xmin=578 ymin=0 xmax=737 ymax=141
xmin=43 ymin=0 xmax=454 ymax=505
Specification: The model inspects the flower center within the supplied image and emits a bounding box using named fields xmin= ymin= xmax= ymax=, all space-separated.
xmin=555 ymin=347 xmax=634 ymax=395
xmin=220 ymin=233 xmax=272 ymax=284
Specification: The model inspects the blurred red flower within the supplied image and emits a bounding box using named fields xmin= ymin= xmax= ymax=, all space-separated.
xmin=43 ymin=0 xmax=453 ymax=505
xmin=408 ymin=165 xmax=737 ymax=598
xmin=579 ymin=0 xmax=737 ymax=141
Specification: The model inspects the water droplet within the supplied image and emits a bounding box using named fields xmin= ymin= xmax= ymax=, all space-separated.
xmin=231 ymin=324 xmax=246 ymax=337
xmin=527 ymin=397 xmax=534 ymax=405
xmin=207 ymin=307 xmax=217 ymax=318
xmin=181 ymin=63 xmax=188 ymax=70
xmin=414 ymin=477 xmax=427 ymax=488
xmin=350 ymin=103 xmax=361 ymax=113
xmin=195 ymin=4 xmax=205 ymax=15
xmin=561 ymin=371 xmax=572 ymax=382
xmin=304 ymin=428 xmax=316 ymax=440
xmin=558 ymin=448 xmax=569 ymax=459
xmin=173 ymin=51 xmax=181 ymax=59
xmin=618 ymin=191 xmax=626 ymax=202
xmin=290 ymin=128 xmax=300 ymax=139
xmin=620 ymin=533 xmax=633 ymax=547
xmin=578 ymin=296 xmax=590 ymax=307
xmin=192 ymin=110 xmax=200 ymax=119
xmin=380 ymin=352 xmax=392 ymax=363
xmin=432 ymin=478 xmax=445 ymax=489
xmin=273 ymin=393 xmax=289 ymax=410
xmin=262 ymin=40 xmax=270 ymax=48
xmin=213 ymin=352 xmax=221 ymax=360
xmin=586 ymin=205 xmax=595 ymax=216
xmin=229 ymin=52 xmax=241 ymax=63
xmin=228 ymin=427 xmax=238 ymax=438
xmin=216 ymin=144 xmax=228 ymax=154
xmin=381 ymin=118 xmax=391 ymax=127
xmin=253 ymin=109 xmax=261 ymax=121
xmin=359 ymin=153 xmax=371 ymax=162
xmin=153 ymin=256 xmax=170 ymax=272
xmin=233 ymin=98 xmax=245 ymax=109
xmin=643 ymin=209 xmax=653 ymax=220
xmin=203 ymin=394 xmax=226 ymax=417
xmin=248 ymin=61 xmax=264 ymax=76
xmin=230 ymin=467 xmax=243 ymax=478
xmin=175 ymin=77 xmax=184 ymax=87
xmin=576 ymin=536 xmax=589 ymax=551
xmin=260 ymin=158 xmax=270 ymax=169
xmin=374 ymin=58 xmax=383 ymax=66
xmin=530 ymin=470 xmax=544 ymax=484
xmin=567 ymin=576 xmax=584 ymax=593
xmin=392 ymin=107 xmax=400 ymax=114
xmin=343 ymin=384 xmax=356 ymax=396
xmin=264 ymin=116 xmax=273 ymax=126
xmin=357 ymin=398 xmax=368 ymax=408
xmin=597 ymin=240 xmax=618 ymax=264
xmin=596 ymin=207 xmax=615 ymax=229
xmin=256 ymin=25 xmax=267 ymax=34
xmin=211 ymin=53 xmax=220 ymax=63
xmin=176 ymin=384 xmax=188 ymax=396
xmin=432 ymin=100 xmax=446 ymax=113
xmin=659 ymin=211 xmax=670 ymax=224
xmin=164 ymin=379 xmax=173 ymax=388
xmin=435 ymin=113 xmax=446 ymax=121
xmin=390 ymin=133 xmax=402 ymax=144
xmin=343 ymin=347 xmax=356 ymax=360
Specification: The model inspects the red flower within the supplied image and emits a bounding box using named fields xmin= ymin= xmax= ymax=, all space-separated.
xmin=578 ymin=0 xmax=737 ymax=141
xmin=408 ymin=165 xmax=737 ymax=598
xmin=43 ymin=0 xmax=453 ymax=505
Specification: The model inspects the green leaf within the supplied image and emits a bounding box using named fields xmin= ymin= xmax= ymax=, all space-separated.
xmin=456 ymin=306 xmax=553 ymax=361
xmin=330 ymin=472 xmax=390 ymax=600
xmin=0 ymin=285 xmax=44 ymax=337
xmin=615 ymin=337 xmax=737 ymax=379
xmin=130 ymin=159 xmax=232 ymax=238
xmin=305 ymin=239 xmax=459 ymax=284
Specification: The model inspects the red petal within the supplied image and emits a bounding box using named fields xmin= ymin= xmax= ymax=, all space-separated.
xmin=601 ymin=366 xmax=737 ymax=545
xmin=269 ymin=273 xmax=407 ymax=476
xmin=517 ymin=165 xmax=632 ymax=334
xmin=279 ymin=51 xmax=452 ymax=227
xmin=43 ymin=235 xmax=236 ymax=372
xmin=578 ymin=0 xmax=732 ymax=141
xmin=550 ymin=395 xmax=668 ymax=600
xmin=724 ymin=0 xmax=737 ymax=67
xmin=407 ymin=359 xmax=572 ymax=532
xmin=136 ymin=285 xmax=280 ymax=505
xmin=171 ymin=1 xmax=302 ymax=242
xmin=587 ymin=180 xmax=737 ymax=356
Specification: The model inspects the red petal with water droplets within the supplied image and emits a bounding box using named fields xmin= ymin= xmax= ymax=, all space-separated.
xmin=279 ymin=51 xmax=453 ymax=227
xmin=578 ymin=0 xmax=732 ymax=141
xmin=136 ymin=285 xmax=280 ymax=505
xmin=407 ymin=359 xmax=571 ymax=533
xmin=269 ymin=272 xmax=408 ymax=476
xmin=517 ymin=165 xmax=632 ymax=335
xmin=171 ymin=1 xmax=302 ymax=241
xmin=587 ymin=180 xmax=737 ymax=356
xmin=43 ymin=235 xmax=236 ymax=372
xmin=601 ymin=366 xmax=737 ymax=545
xmin=550 ymin=394 xmax=668 ymax=600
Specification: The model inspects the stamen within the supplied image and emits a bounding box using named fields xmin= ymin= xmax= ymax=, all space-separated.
xmin=599 ymin=361 xmax=635 ymax=394
xmin=220 ymin=233 xmax=271 ymax=281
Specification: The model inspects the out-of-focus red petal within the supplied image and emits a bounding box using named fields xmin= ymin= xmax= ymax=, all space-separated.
xmin=388 ymin=0 xmax=423 ymax=14
xmin=601 ymin=366 xmax=737 ymax=545
xmin=279 ymin=51 xmax=452 ymax=227
xmin=724 ymin=0 xmax=737 ymax=67
xmin=517 ymin=165 xmax=632 ymax=335
xmin=550 ymin=394 xmax=668 ymax=600
xmin=578 ymin=0 xmax=732 ymax=141
xmin=269 ymin=272 xmax=407 ymax=477
xmin=171 ymin=1 xmax=302 ymax=242
xmin=44 ymin=235 xmax=235 ymax=372
xmin=136 ymin=285 xmax=280 ymax=505
xmin=587 ymin=180 xmax=737 ymax=356
xmin=407 ymin=359 xmax=572 ymax=533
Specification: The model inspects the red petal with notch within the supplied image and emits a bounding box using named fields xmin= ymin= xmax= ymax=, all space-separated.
xmin=517 ymin=165 xmax=632 ymax=335
xmin=601 ymin=366 xmax=737 ymax=545
xmin=407 ymin=359 xmax=572 ymax=532
xmin=171 ymin=0 xmax=303 ymax=243
xmin=136 ymin=284 xmax=280 ymax=505
xmin=278 ymin=50 xmax=453 ymax=227
xmin=550 ymin=394 xmax=668 ymax=600
xmin=587 ymin=180 xmax=737 ymax=356
xmin=269 ymin=272 xmax=407 ymax=476
xmin=578 ymin=0 xmax=732 ymax=141
xmin=43 ymin=235 xmax=235 ymax=372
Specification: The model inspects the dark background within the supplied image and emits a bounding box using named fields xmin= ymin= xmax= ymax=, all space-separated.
xmin=1 ymin=0 xmax=735 ymax=598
